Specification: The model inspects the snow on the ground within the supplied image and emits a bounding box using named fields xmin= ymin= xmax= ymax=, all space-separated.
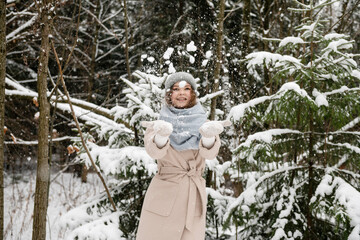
xmin=4 ymin=172 xmax=104 ymax=240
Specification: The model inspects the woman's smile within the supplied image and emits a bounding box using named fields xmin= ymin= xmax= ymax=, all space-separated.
xmin=171 ymin=82 xmax=192 ymax=108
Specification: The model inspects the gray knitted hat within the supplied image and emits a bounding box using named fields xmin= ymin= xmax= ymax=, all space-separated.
xmin=164 ymin=72 xmax=197 ymax=91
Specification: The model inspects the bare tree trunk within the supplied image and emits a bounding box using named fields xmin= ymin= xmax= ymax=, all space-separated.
xmin=241 ymin=0 xmax=251 ymax=55
xmin=88 ymin=0 xmax=101 ymax=102
xmin=83 ymin=0 xmax=101 ymax=182
xmin=239 ymin=0 xmax=251 ymax=99
xmin=0 ymin=0 xmax=6 ymax=238
xmin=32 ymin=1 xmax=53 ymax=239
xmin=207 ymin=0 xmax=225 ymax=207
xmin=123 ymin=0 xmax=132 ymax=81
xmin=209 ymin=0 xmax=225 ymax=120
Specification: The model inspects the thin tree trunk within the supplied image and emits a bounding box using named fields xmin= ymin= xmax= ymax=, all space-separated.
xmin=306 ymin=112 xmax=314 ymax=240
xmin=239 ymin=0 xmax=251 ymax=98
xmin=208 ymin=0 xmax=225 ymax=200
xmin=0 ymin=0 xmax=6 ymax=238
xmin=336 ymin=0 xmax=349 ymax=33
xmin=241 ymin=0 xmax=251 ymax=55
xmin=306 ymin=14 xmax=315 ymax=238
xmin=262 ymin=0 xmax=271 ymax=51
xmin=84 ymin=0 xmax=101 ymax=182
xmin=88 ymin=0 xmax=101 ymax=102
xmin=123 ymin=0 xmax=131 ymax=81
xmin=209 ymin=0 xmax=225 ymax=120
xmin=32 ymin=1 xmax=53 ymax=239
xmin=261 ymin=0 xmax=272 ymax=93
xmin=179 ymin=0 xmax=184 ymax=15
xmin=51 ymin=41 xmax=117 ymax=211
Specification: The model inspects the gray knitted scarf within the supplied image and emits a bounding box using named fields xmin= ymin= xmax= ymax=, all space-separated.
xmin=159 ymin=103 xmax=207 ymax=151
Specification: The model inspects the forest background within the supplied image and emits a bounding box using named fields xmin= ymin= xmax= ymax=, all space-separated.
xmin=1 ymin=0 xmax=360 ymax=239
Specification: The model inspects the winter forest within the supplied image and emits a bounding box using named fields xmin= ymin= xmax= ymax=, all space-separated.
xmin=1 ymin=0 xmax=360 ymax=239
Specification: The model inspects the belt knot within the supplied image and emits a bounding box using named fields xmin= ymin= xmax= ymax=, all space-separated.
xmin=186 ymin=168 xmax=196 ymax=177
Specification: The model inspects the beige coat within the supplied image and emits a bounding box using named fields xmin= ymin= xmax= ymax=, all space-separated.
xmin=136 ymin=127 xmax=221 ymax=240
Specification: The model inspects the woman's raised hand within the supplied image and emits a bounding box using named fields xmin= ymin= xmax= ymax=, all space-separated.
xmin=199 ymin=120 xmax=231 ymax=138
xmin=141 ymin=120 xmax=173 ymax=148
xmin=141 ymin=120 xmax=173 ymax=137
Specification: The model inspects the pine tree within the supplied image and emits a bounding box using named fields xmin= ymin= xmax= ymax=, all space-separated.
xmin=225 ymin=1 xmax=360 ymax=239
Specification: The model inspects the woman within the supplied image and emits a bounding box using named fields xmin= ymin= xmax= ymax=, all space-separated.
xmin=136 ymin=72 xmax=229 ymax=240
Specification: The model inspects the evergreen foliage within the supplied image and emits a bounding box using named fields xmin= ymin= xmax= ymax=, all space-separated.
xmin=226 ymin=1 xmax=360 ymax=239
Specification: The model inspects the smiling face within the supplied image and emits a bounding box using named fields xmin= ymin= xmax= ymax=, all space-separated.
xmin=169 ymin=81 xmax=193 ymax=108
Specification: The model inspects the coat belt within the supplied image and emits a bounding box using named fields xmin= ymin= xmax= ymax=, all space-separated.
xmin=158 ymin=163 xmax=205 ymax=231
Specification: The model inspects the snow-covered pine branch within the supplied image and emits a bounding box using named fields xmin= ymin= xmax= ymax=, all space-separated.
xmin=225 ymin=2 xmax=360 ymax=238
xmin=311 ymin=172 xmax=360 ymax=238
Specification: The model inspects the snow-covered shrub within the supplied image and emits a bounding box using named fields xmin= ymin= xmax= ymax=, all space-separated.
xmin=225 ymin=166 xmax=307 ymax=239
xmin=225 ymin=1 xmax=360 ymax=239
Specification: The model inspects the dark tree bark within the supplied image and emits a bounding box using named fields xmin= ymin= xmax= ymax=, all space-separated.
xmin=241 ymin=0 xmax=251 ymax=55
xmin=209 ymin=0 xmax=225 ymax=121
xmin=123 ymin=0 xmax=132 ymax=82
xmin=239 ymin=0 xmax=251 ymax=99
xmin=32 ymin=1 xmax=53 ymax=239
xmin=88 ymin=0 xmax=101 ymax=102
xmin=0 ymin=0 xmax=6 ymax=238
xmin=207 ymin=0 xmax=225 ymax=211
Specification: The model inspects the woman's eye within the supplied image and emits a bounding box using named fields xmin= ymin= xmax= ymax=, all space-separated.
xmin=185 ymin=87 xmax=191 ymax=90
xmin=172 ymin=88 xmax=179 ymax=91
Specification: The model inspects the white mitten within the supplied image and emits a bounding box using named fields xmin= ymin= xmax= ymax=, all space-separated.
xmin=141 ymin=120 xmax=173 ymax=148
xmin=199 ymin=120 xmax=231 ymax=148
xmin=199 ymin=120 xmax=231 ymax=138
xmin=141 ymin=120 xmax=173 ymax=137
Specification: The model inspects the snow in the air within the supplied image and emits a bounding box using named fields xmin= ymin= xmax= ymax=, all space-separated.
xmin=186 ymin=41 xmax=197 ymax=52
xmin=189 ymin=55 xmax=195 ymax=64
xmin=168 ymin=62 xmax=176 ymax=73
xmin=147 ymin=56 xmax=155 ymax=63
xmin=163 ymin=47 xmax=174 ymax=60
xmin=178 ymin=80 xmax=187 ymax=88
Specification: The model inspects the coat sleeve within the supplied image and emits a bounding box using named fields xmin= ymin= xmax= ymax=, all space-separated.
xmin=198 ymin=135 xmax=221 ymax=160
xmin=144 ymin=127 xmax=170 ymax=159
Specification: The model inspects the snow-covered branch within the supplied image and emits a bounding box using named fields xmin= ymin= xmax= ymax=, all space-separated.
xmin=4 ymin=136 xmax=80 ymax=145
xmin=224 ymin=166 xmax=304 ymax=220
xmin=6 ymin=15 xmax=37 ymax=43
